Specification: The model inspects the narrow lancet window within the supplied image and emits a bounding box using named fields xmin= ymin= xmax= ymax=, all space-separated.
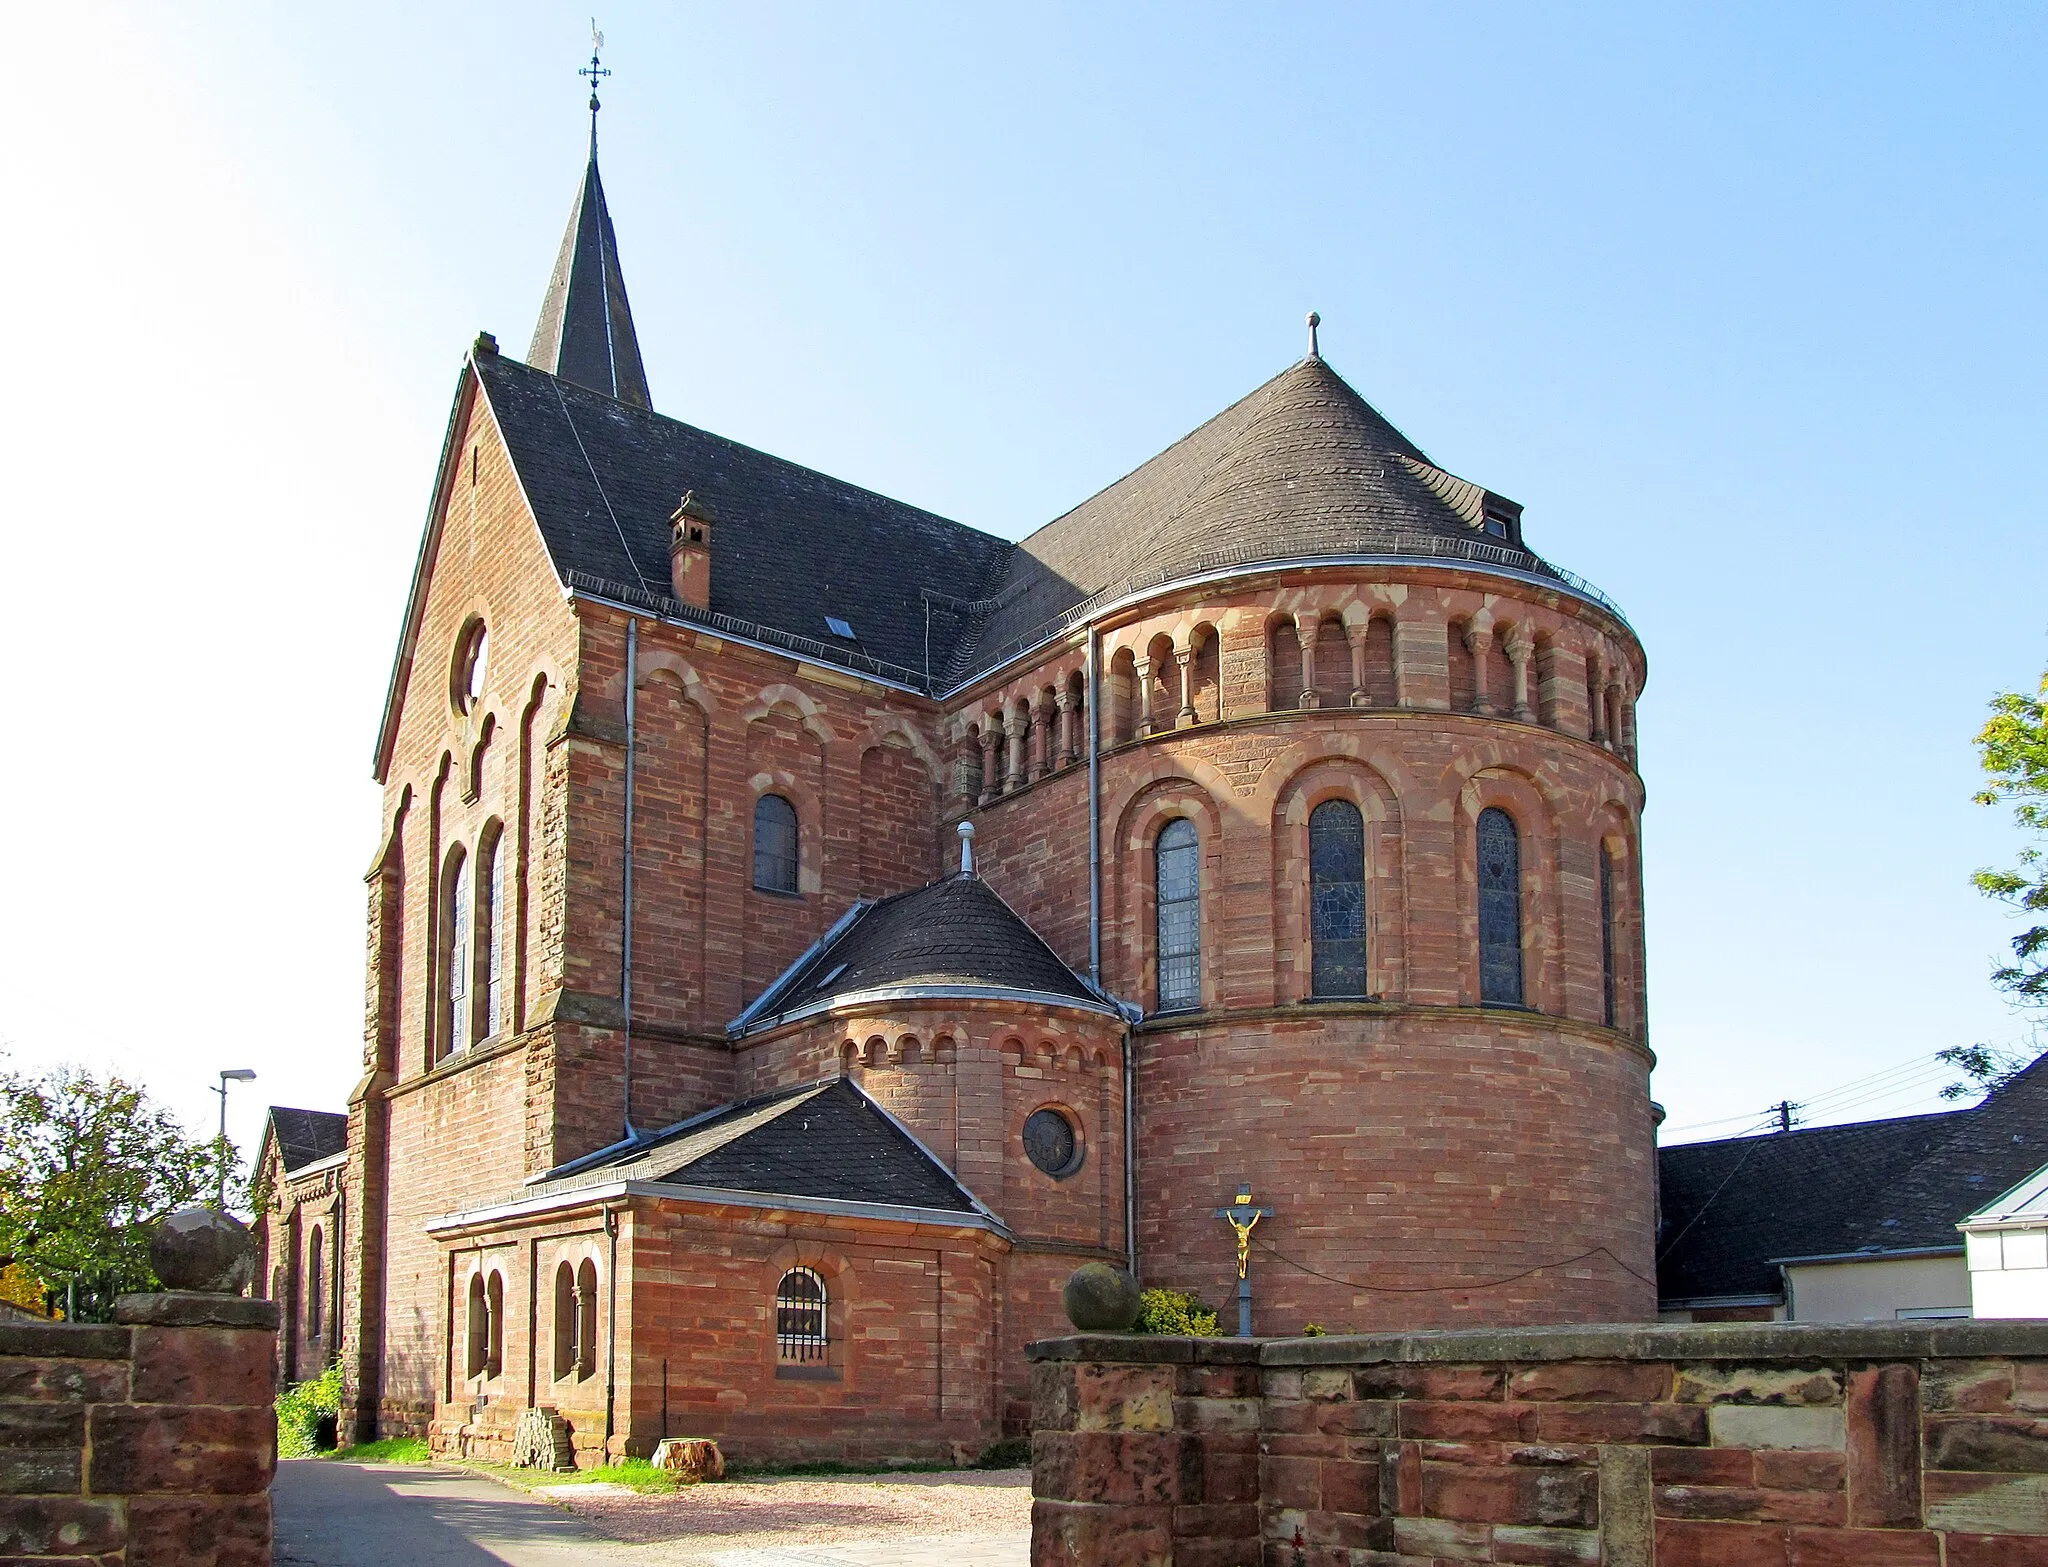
xmin=443 ymin=845 xmax=471 ymax=1058
xmin=1309 ymin=799 xmax=1367 ymax=998
xmin=479 ymin=832 xmax=505 ymax=1039
xmin=1599 ymin=842 xmax=1618 ymax=1028
xmin=753 ymin=795 xmax=799 ymax=893
xmin=1477 ymin=807 xmax=1524 ymax=1007
xmin=1156 ymin=818 xmax=1202 ymax=1011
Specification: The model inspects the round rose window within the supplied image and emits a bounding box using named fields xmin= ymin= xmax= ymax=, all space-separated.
xmin=1023 ymin=1108 xmax=1081 ymax=1177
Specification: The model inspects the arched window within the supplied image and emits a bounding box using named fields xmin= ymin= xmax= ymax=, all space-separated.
xmin=477 ymin=830 xmax=505 ymax=1040
xmin=752 ymin=794 xmax=799 ymax=894
xmin=1599 ymin=842 xmax=1618 ymax=1028
xmin=1155 ymin=818 xmax=1202 ymax=1012
xmin=775 ymin=1267 xmax=828 ymax=1363
xmin=485 ymin=1271 xmax=504 ymax=1378
xmin=1477 ymin=807 xmax=1524 ymax=1007
xmin=465 ymin=1273 xmax=487 ymax=1378
xmin=306 ymin=1228 xmax=324 ymax=1340
xmin=552 ymin=1262 xmax=575 ymax=1380
xmin=576 ymin=1259 xmax=598 ymax=1378
xmin=442 ymin=845 xmax=471 ymax=1058
xmin=1309 ymin=799 xmax=1367 ymax=998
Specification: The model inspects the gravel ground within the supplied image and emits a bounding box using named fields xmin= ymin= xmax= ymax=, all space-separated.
xmin=545 ymin=1468 xmax=1031 ymax=1557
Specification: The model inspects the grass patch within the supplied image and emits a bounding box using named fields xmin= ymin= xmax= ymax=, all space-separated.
xmin=326 ymin=1437 xmax=432 ymax=1465
xmin=466 ymin=1457 xmax=686 ymax=1494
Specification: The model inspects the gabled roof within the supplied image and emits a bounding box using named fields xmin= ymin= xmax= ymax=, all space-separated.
xmin=472 ymin=351 xmax=1011 ymax=686
xmin=732 ymin=872 xmax=1111 ymax=1036
xmin=1656 ymin=1057 xmax=2048 ymax=1302
xmin=1965 ymin=1161 xmax=2048 ymax=1226
xmin=527 ymin=149 xmax=650 ymax=409
xmin=533 ymin=1077 xmax=979 ymax=1215
xmin=949 ymin=355 xmax=1560 ymax=678
xmin=261 ymin=1107 xmax=348 ymax=1176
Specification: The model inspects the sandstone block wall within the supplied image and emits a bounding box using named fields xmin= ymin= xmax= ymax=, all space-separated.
xmin=1028 ymin=1321 xmax=2048 ymax=1566
xmin=0 ymin=1294 xmax=278 ymax=1567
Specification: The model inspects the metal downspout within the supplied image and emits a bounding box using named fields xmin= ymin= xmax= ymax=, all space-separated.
xmin=1087 ymin=626 xmax=1137 ymax=1280
xmin=622 ymin=617 xmax=638 ymax=1140
xmin=603 ymin=1203 xmax=619 ymax=1450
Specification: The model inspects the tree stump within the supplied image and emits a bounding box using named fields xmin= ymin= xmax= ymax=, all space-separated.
xmin=651 ymin=1437 xmax=725 ymax=1481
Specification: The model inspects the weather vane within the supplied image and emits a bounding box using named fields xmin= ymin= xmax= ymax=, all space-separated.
xmin=580 ymin=20 xmax=611 ymax=149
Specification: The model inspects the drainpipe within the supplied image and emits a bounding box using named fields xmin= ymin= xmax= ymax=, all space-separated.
xmin=1087 ymin=626 xmax=1138 ymax=1280
xmin=1123 ymin=1025 xmax=1137 ymax=1281
xmin=603 ymin=1203 xmax=619 ymax=1452
xmin=621 ymin=617 xmax=638 ymax=1141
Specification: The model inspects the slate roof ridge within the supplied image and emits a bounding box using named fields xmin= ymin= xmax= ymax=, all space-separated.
xmin=527 ymin=151 xmax=651 ymax=409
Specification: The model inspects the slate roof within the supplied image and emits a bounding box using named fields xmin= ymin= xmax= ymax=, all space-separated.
xmin=534 ymin=1077 xmax=979 ymax=1215
xmin=1656 ymin=1058 xmax=2048 ymax=1303
xmin=527 ymin=149 xmax=651 ymax=409
xmin=733 ymin=872 xmax=1109 ymax=1035
xmin=264 ymin=1108 xmax=348 ymax=1176
xmin=947 ymin=355 xmax=1559 ymax=678
xmin=474 ymin=351 xmax=1010 ymax=685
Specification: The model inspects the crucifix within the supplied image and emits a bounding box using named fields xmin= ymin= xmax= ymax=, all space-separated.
xmin=1215 ymin=1186 xmax=1274 ymax=1337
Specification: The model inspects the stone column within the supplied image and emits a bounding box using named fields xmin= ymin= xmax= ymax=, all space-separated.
xmin=1176 ymin=648 xmax=1197 ymax=727
xmin=1004 ymin=707 xmax=1028 ymax=792
xmin=1295 ymin=613 xmax=1319 ymax=709
xmin=1134 ymin=658 xmax=1155 ymax=735
xmin=1588 ymin=650 xmax=1611 ymax=747
xmin=1607 ymin=679 xmax=1627 ymax=759
xmin=977 ymin=726 xmax=999 ymax=806
xmin=1347 ymin=621 xmax=1371 ymax=707
xmin=1505 ymin=626 xmax=1536 ymax=723
xmin=1465 ymin=624 xmax=1495 ymax=716
xmin=1056 ymin=689 xmax=1077 ymax=764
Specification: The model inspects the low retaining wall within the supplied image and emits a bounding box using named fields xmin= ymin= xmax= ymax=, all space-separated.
xmin=1028 ymin=1320 xmax=2048 ymax=1566
xmin=0 ymin=1293 xmax=279 ymax=1567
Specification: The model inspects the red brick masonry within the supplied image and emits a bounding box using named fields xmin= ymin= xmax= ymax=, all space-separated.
xmin=1028 ymin=1320 xmax=2048 ymax=1566
xmin=0 ymin=1293 xmax=278 ymax=1567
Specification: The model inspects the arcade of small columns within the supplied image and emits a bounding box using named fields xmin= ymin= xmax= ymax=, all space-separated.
xmin=955 ymin=584 xmax=1640 ymax=807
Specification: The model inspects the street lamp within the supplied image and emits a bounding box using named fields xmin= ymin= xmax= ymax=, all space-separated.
xmin=213 ymin=1069 xmax=256 ymax=1208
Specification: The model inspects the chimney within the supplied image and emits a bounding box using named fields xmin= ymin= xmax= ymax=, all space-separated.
xmin=668 ymin=490 xmax=714 ymax=609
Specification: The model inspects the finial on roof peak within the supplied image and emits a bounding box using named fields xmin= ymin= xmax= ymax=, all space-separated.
xmin=579 ymin=20 xmax=611 ymax=155
xmin=1306 ymin=311 xmax=1322 ymax=360
xmin=958 ymin=820 xmax=976 ymax=877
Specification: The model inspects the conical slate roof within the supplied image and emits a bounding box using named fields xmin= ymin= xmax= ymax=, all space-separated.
xmin=952 ymin=355 xmax=1543 ymax=675
xmin=527 ymin=150 xmax=650 ymax=408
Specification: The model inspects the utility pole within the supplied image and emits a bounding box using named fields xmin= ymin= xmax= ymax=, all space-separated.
xmin=1770 ymin=1099 xmax=1801 ymax=1134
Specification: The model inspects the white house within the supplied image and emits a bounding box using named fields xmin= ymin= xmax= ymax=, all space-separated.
xmin=1963 ymin=1162 xmax=2048 ymax=1319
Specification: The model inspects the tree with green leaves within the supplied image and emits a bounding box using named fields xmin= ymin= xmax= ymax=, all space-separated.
xmin=0 ymin=1062 xmax=239 ymax=1320
xmin=1974 ymin=662 xmax=2048 ymax=1001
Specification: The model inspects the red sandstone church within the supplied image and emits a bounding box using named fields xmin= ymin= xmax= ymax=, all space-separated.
xmin=266 ymin=113 xmax=1655 ymax=1465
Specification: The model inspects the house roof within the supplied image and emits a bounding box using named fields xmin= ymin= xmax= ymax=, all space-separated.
xmin=733 ymin=872 xmax=1109 ymax=1035
xmin=534 ymin=1077 xmax=979 ymax=1215
xmin=1966 ymin=1160 xmax=2048 ymax=1226
xmin=1656 ymin=1057 xmax=2048 ymax=1302
xmin=527 ymin=147 xmax=650 ymax=409
xmin=948 ymin=354 xmax=1564 ymax=678
xmin=263 ymin=1108 xmax=348 ymax=1176
xmin=473 ymin=350 xmax=1010 ymax=686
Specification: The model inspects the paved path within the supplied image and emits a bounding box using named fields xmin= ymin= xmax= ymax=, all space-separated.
xmin=273 ymin=1461 xmax=1027 ymax=1567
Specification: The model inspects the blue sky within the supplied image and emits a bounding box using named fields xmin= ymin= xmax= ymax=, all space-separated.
xmin=2 ymin=3 xmax=2043 ymax=1161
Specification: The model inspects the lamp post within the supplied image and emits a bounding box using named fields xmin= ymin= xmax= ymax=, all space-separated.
xmin=213 ymin=1069 xmax=256 ymax=1208
xmin=1216 ymin=1186 xmax=1274 ymax=1338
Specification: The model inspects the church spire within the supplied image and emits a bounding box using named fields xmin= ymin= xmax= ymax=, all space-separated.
xmin=526 ymin=27 xmax=651 ymax=409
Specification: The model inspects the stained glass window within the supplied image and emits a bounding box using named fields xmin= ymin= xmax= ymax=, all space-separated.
xmin=1309 ymin=799 xmax=1367 ymax=998
xmin=1156 ymin=818 xmax=1201 ymax=1011
xmin=1024 ymin=1108 xmax=1080 ymax=1176
xmin=753 ymin=795 xmax=799 ymax=893
xmin=1477 ymin=807 xmax=1524 ymax=1006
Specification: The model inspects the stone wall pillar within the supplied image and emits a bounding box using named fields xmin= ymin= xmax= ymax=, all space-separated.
xmin=977 ymin=726 xmax=999 ymax=806
xmin=1464 ymin=623 xmax=1495 ymax=716
xmin=1347 ymin=621 xmax=1371 ymax=707
xmin=1004 ymin=708 xmax=1028 ymax=793
xmin=1056 ymin=690 xmax=1077 ymax=765
xmin=1294 ymin=614 xmax=1319 ymax=709
xmin=1174 ymin=649 xmax=1196 ymax=728
xmin=1134 ymin=659 xmax=1155 ymax=735
xmin=1505 ymin=626 xmax=1536 ymax=723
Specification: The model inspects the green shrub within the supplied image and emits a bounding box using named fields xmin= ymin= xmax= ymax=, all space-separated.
xmin=1301 ymin=1322 xmax=1327 ymax=1337
xmin=973 ymin=1436 xmax=1031 ymax=1469
xmin=1133 ymin=1286 xmax=1218 ymax=1336
xmin=276 ymin=1363 xmax=343 ymax=1459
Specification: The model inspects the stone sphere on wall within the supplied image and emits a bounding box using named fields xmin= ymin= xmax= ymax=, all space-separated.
xmin=151 ymin=1207 xmax=256 ymax=1294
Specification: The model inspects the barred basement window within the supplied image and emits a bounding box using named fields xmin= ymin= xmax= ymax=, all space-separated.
xmin=1599 ymin=842 xmax=1618 ymax=1028
xmin=775 ymin=1267 xmax=828 ymax=1363
xmin=753 ymin=794 xmax=799 ymax=894
xmin=1155 ymin=818 xmax=1201 ymax=1011
xmin=1309 ymin=799 xmax=1367 ymax=998
xmin=1477 ymin=807 xmax=1524 ymax=1007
